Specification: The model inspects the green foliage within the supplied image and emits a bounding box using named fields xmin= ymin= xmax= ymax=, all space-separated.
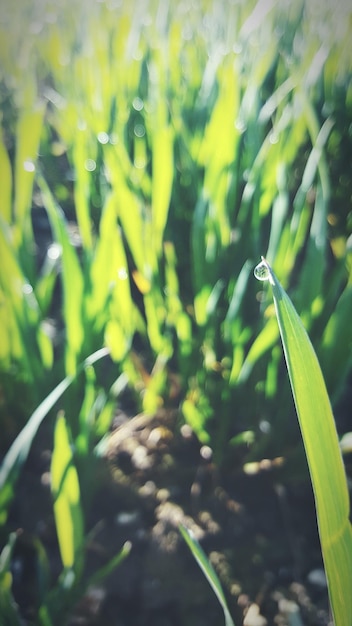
xmin=1 ymin=0 xmax=352 ymax=453
xmin=255 ymin=258 xmax=352 ymax=626
xmin=51 ymin=414 xmax=84 ymax=572
xmin=1 ymin=0 xmax=352 ymax=622
xmin=180 ymin=525 xmax=235 ymax=626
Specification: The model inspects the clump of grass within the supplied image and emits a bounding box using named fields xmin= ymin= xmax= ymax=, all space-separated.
xmin=1 ymin=0 xmax=352 ymax=453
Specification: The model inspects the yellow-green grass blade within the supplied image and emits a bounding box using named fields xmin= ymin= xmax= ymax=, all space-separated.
xmin=151 ymin=123 xmax=174 ymax=263
xmin=254 ymin=257 xmax=352 ymax=626
xmin=51 ymin=413 xmax=84 ymax=572
xmin=37 ymin=173 xmax=84 ymax=375
xmin=71 ymin=129 xmax=94 ymax=252
xmin=88 ymin=191 xmax=136 ymax=342
xmin=0 ymin=222 xmax=42 ymax=375
xmin=149 ymin=50 xmax=174 ymax=265
xmin=14 ymin=105 xmax=45 ymax=229
xmin=104 ymin=145 xmax=147 ymax=276
xmin=180 ymin=525 xmax=235 ymax=626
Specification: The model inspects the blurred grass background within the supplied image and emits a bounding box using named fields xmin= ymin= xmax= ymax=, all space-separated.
xmin=1 ymin=0 xmax=352 ymax=461
xmin=0 ymin=0 xmax=352 ymax=620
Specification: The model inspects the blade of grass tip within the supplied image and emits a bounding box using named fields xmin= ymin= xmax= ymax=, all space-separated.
xmin=83 ymin=541 xmax=131 ymax=588
xmin=254 ymin=257 xmax=352 ymax=626
xmin=0 ymin=348 xmax=110 ymax=501
xmin=180 ymin=525 xmax=235 ymax=626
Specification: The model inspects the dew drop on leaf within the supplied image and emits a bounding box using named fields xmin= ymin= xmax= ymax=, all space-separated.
xmin=254 ymin=259 xmax=270 ymax=281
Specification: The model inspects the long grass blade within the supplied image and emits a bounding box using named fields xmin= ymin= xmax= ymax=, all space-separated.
xmin=254 ymin=257 xmax=352 ymax=626
xmin=180 ymin=525 xmax=235 ymax=626
xmin=36 ymin=172 xmax=84 ymax=375
xmin=51 ymin=413 xmax=84 ymax=571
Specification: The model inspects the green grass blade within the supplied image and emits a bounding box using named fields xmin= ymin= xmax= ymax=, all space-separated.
xmin=180 ymin=525 xmax=235 ymax=626
xmin=254 ymin=257 xmax=352 ymax=626
xmin=71 ymin=129 xmax=94 ymax=252
xmin=37 ymin=172 xmax=84 ymax=375
xmin=51 ymin=413 xmax=84 ymax=571
xmin=0 ymin=131 xmax=12 ymax=224
xmin=0 ymin=222 xmax=40 ymax=374
xmin=14 ymin=105 xmax=45 ymax=226
xmin=151 ymin=124 xmax=174 ymax=252
xmin=84 ymin=540 xmax=131 ymax=588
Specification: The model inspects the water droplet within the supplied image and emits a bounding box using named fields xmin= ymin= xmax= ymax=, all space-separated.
xmin=134 ymin=124 xmax=145 ymax=138
xmin=132 ymin=97 xmax=144 ymax=111
xmin=47 ymin=243 xmax=61 ymax=260
xmin=134 ymin=156 xmax=146 ymax=169
xmin=84 ymin=159 xmax=96 ymax=171
xmin=259 ymin=420 xmax=271 ymax=434
xmin=109 ymin=133 xmax=118 ymax=145
xmin=23 ymin=159 xmax=35 ymax=172
xmin=254 ymin=259 xmax=270 ymax=282
xmin=200 ymin=445 xmax=213 ymax=461
xmin=97 ymin=131 xmax=109 ymax=144
xmin=117 ymin=267 xmax=128 ymax=280
xmin=22 ymin=283 xmax=33 ymax=295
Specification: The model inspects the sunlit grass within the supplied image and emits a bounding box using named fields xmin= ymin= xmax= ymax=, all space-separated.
xmin=0 ymin=0 xmax=352 ymax=621
xmin=1 ymin=0 xmax=351 ymax=451
xmin=255 ymin=257 xmax=352 ymax=626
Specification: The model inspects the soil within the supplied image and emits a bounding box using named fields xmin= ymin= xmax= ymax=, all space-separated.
xmin=8 ymin=406 xmax=332 ymax=626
